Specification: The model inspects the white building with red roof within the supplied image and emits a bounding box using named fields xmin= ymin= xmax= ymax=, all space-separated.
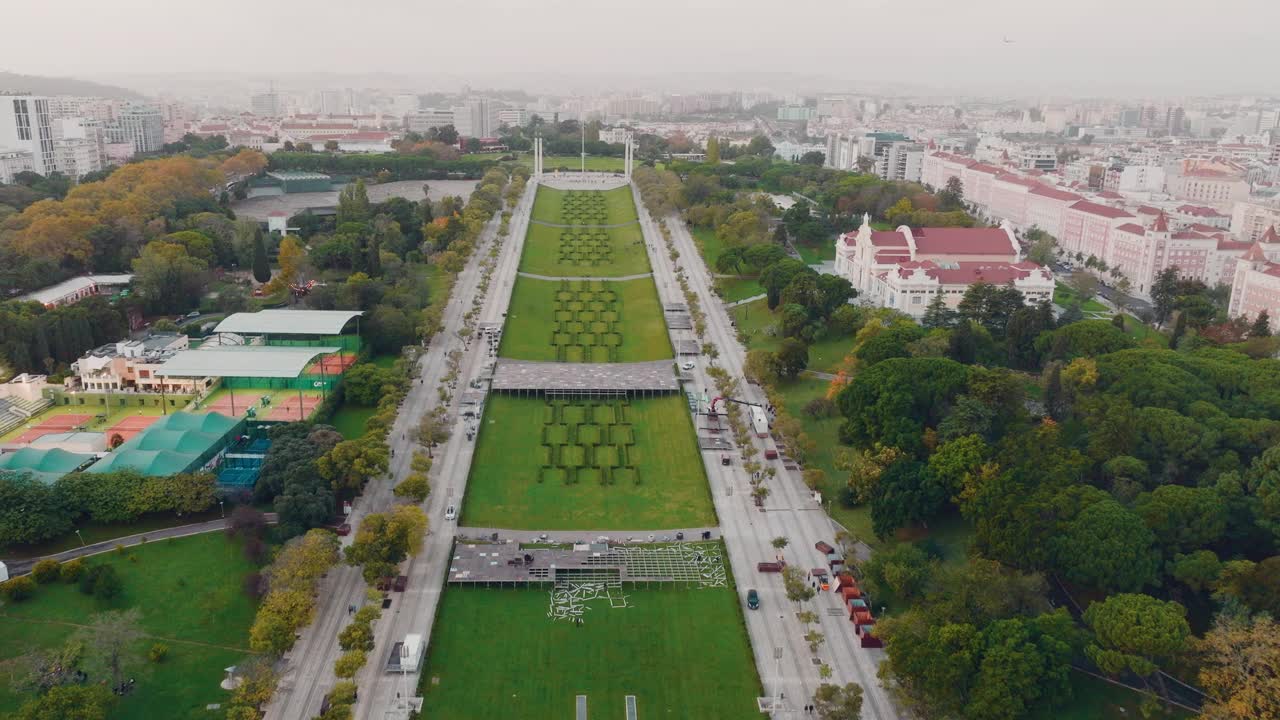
xmin=1228 ymin=228 xmax=1280 ymax=323
xmin=833 ymin=215 xmax=1054 ymax=319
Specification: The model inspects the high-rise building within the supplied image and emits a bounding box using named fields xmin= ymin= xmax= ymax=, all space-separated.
xmin=404 ymin=109 xmax=456 ymax=134
xmin=0 ymin=94 xmax=56 ymax=175
xmin=496 ymin=108 xmax=528 ymax=128
xmin=105 ymin=104 xmax=163 ymax=155
xmin=319 ymin=89 xmax=353 ymax=115
xmin=454 ymin=98 xmax=501 ymax=138
xmin=251 ymin=91 xmax=281 ymax=117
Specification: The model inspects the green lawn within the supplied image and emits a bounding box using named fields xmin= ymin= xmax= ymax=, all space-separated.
xmin=521 ymin=215 xmax=651 ymax=278
xmin=731 ymin=299 xmax=855 ymax=374
xmin=419 ymin=584 xmax=761 ymax=720
xmin=531 ymin=186 xmax=637 ymax=226
xmin=464 ymin=394 xmax=715 ymax=530
xmin=331 ymin=404 xmax=377 ymax=440
xmin=517 ymin=154 xmax=628 ymax=172
xmin=1057 ymin=673 xmax=1192 ymax=720
xmin=500 ymin=277 xmax=672 ymax=363
xmin=0 ymin=533 xmax=260 ymax=720
xmin=794 ymin=242 xmax=835 ymax=265
xmin=1053 ymin=281 xmax=1110 ymax=314
xmin=772 ymin=377 xmax=874 ymax=543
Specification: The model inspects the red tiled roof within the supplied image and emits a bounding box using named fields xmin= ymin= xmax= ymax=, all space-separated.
xmin=1116 ymin=223 xmax=1146 ymax=235
xmin=1217 ymin=239 xmax=1251 ymax=251
xmin=996 ymin=174 xmax=1043 ymax=189
xmin=1176 ymin=204 xmax=1226 ymax=217
xmin=281 ymin=122 xmax=359 ymax=130
xmin=1244 ymin=243 xmax=1269 ymax=262
xmin=1069 ymin=200 xmax=1133 ymax=219
xmin=968 ymin=163 xmax=1002 ymax=175
xmin=1172 ymin=231 xmax=1212 ymax=240
xmin=1029 ymin=186 xmax=1081 ymax=202
xmin=1261 ymin=263 xmax=1280 ymax=278
xmin=1188 ymin=223 xmax=1224 ymax=233
xmin=1153 ymin=213 xmax=1170 ymax=233
xmin=308 ymin=131 xmax=391 ymax=141
xmin=1096 ymin=190 xmax=1124 ymax=199
xmin=896 ymin=260 xmax=1050 ymax=285
xmin=869 ymin=231 xmax=907 ymax=248
xmin=912 ymin=227 xmax=1016 ymax=256
xmin=1135 ymin=205 xmax=1162 ymax=215
xmin=1261 ymin=226 xmax=1280 ymax=244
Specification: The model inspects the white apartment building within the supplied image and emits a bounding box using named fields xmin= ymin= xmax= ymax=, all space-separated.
xmin=1231 ymin=198 xmax=1280 ymax=243
xmin=105 ymin=104 xmax=163 ymax=155
xmin=0 ymin=149 xmax=34 ymax=183
xmin=54 ymin=140 xmax=102 ymax=180
xmin=0 ymin=94 xmax=56 ymax=175
xmin=881 ymin=141 xmax=924 ymax=182
xmin=71 ymin=334 xmax=208 ymax=394
xmin=454 ymin=98 xmax=501 ymax=138
xmin=404 ymin=109 xmax=455 ymax=133
xmin=497 ymin=108 xmax=529 ymax=128
xmin=1164 ymin=159 xmax=1250 ymax=205
xmin=773 ymin=140 xmax=826 ymax=162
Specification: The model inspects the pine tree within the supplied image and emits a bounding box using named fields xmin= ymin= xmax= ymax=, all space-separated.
xmin=922 ymin=292 xmax=955 ymax=329
xmin=251 ymin=228 xmax=271 ymax=283
xmin=337 ymin=179 xmax=371 ymax=226
xmin=1251 ymin=310 xmax=1271 ymax=337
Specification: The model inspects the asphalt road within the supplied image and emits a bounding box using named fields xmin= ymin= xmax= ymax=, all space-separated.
xmin=637 ymin=188 xmax=900 ymax=719
xmin=350 ymin=178 xmax=539 ymax=720
xmin=264 ymin=185 xmax=521 ymax=720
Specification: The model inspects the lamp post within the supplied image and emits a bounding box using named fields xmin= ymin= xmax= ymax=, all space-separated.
xmin=75 ymin=529 xmax=85 ymax=547
xmin=773 ymin=646 xmax=784 ymax=717
xmin=219 ymin=500 xmax=225 ymax=518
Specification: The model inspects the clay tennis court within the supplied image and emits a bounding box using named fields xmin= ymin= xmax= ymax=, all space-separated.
xmin=11 ymin=414 xmax=94 ymax=444
xmin=266 ymin=394 xmax=323 ymax=421
xmin=105 ymin=415 xmax=162 ymax=443
xmin=305 ymin=353 xmax=357 ymax=375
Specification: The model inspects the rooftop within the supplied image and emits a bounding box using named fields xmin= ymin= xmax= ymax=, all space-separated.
xmin=1070 ymin=200 xmax=1134 ymax=219
xmin=491 ymin=359 xmax=678 ymax=393
xmin=0 ymin=447 xmax=96 ymax=484
xmin=86 ymin=411 xmax=240 ymax=476
xmin=19 ymin=274 xmax=133 ymax=305
xmin=214 ymin=309 xmax=363 ymax=336
xmin=266 ymin=171 xmax=332 ymax=182
xmin=156 ymin=346 xmax=340 ymax=378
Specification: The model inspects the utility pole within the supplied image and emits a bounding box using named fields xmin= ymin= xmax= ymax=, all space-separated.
xmin=581 ymin=122 xmax=586 ymax=173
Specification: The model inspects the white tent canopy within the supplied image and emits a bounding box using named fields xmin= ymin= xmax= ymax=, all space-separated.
xmin=213 ymin=310 xmax=362 ymax=336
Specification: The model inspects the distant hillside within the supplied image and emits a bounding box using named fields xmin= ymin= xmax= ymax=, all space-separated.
xmin=0 ymin=72 xmax=145 ymax=100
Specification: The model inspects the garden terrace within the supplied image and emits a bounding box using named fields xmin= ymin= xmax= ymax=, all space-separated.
xmin=499 ymin=277 xmax=671 ymax=364
xmin=490 ymin=359 xmax=678 ymax=394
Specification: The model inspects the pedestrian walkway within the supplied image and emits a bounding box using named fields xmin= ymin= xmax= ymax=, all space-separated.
xmin=530 ymin=219 xmax=640 ymax=229
xmin=724 ymin=293 xmax=766 ymax=308
xmin=517 ymin=271 xmax=653 ymax=282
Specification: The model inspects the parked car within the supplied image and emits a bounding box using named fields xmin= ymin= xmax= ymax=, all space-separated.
xmin=681 ymin=361 xmax=696 ymax=370
xmin=335 ymin=523 xmax=351 ymax=537
xmin=444 ymin=504 xmax=457 ymax=521
xmin=747 ymin=589 xmax=760 ymax=610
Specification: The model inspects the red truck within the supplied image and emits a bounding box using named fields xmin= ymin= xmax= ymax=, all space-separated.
xmin=815 ymin=541 xmax=835 ymax=555
xmin=757 ymin=561 xmax=786 ymax=573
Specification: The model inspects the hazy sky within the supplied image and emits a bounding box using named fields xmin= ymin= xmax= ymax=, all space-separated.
xmin=5 ymin=0 xmax=1276 ymax=95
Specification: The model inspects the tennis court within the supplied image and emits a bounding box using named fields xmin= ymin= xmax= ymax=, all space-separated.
xmin=265 ymin=393 xmax=323 ymax=421
xmin=305 ymin=353 xmax=358 ymax=375
xmin=11 ymin=414 xmax=94 ymax=444
xmin=105 ymin=415 xmax=162 ymax=443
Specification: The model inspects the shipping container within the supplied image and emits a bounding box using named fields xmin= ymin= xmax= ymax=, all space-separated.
xmin=757 ymin=561 xmax=785 ymax=573
xmin=750 ymin=405 xmax=769 ymax=437
xmin=815 ymin=541 xmax=835 ymax=555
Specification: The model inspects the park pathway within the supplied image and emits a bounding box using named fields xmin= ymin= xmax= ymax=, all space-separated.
xmin=723 ymin=293 xmax=766 ymax=308
xmin=802 ymin=369 xmax=837 ymax=381
xmin=2 ymin=514 xmax=278 ymax=577
xmin=516 ymin=271 xmax=653 ymax=282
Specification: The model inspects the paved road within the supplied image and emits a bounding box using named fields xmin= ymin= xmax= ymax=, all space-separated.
xmin=351 ymin=179 xmax=539 ymax=720
xmin=2 ymin=514 xmax=279 ymax=577
xmin=265 ymin=186 xmax=520 ymax=720
xmin=637 ymin=193 xmax=900 ymax=719
xmin=517 ymin=271 xmax=654 ymax=282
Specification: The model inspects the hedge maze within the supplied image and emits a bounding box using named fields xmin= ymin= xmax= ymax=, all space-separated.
xmin=559 ymin=190 xmax=610 ymax=224
xmin=557 ymin=228 xmax=614 ymax=268
xmin=550 ymin=280 xmax=626 ymax=362
xmin=537 ymin=398 xmax=640 ymax=486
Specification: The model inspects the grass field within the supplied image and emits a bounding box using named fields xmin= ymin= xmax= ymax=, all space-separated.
xmin=731 ymin=299 xmax=856 ymax=374
xmin=0 ymin=533 xmax=260 ymax=720
xmin=464 ymin=394 xmax=715 ymax=530
xmin=517 ymin=154 xmax=628 ymax=172
xmin=532 ymin=186 xmax=637 ymax=226
xmin=1053 ymin=281 xmax=1111 ymax=314
xmin=500 ymin=277 xmax=671 ymax=363
xmin=331 ymin=404 xmax=377 ymax=440
xmin=795 ymin=242 xmax=836 ymax=265
xmin=418 ymin=584 xmax=761 ymax=720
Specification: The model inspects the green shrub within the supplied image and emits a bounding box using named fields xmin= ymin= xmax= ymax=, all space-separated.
xmin=329 ymin=680 xmax=358 ymax=705
xmin=60 ymin=558 xmax=86 ymax=582
xmin=149 ymin=643 xmax=169 ymax=663
xmin=78 ymin=564 xmax=123 ymax=600
xmin=30 ymin=559 xmax=62 ymax=584
xmin=1 ymin=576 xmax=37 ymax=602
xmin=338 ymin=621 xmax=374 ymax=652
